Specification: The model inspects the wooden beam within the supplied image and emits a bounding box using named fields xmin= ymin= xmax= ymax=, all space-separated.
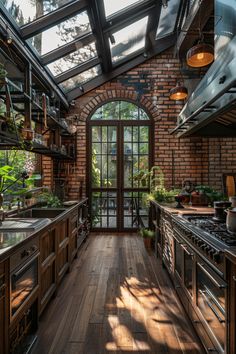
xmin=66 ymin=34 xmax=176 ymax=101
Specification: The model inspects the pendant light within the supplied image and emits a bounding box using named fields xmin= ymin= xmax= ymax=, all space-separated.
xmin=169 ymin=82 xmax=188 ymax=100
xmin=186 ymin=43 xmax=214 ymax=68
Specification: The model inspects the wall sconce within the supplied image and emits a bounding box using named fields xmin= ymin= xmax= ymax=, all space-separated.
xmin=186 ymin=42 xmax=214 ymax=67
xmin=169 ymin=82 xmax=188 ymax=100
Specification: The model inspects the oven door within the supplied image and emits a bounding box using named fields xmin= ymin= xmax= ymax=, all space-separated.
xmin=10 ymin=253 xmax=39 ymax=321
xmin=196 ymin=260 xmax=227 ymax=352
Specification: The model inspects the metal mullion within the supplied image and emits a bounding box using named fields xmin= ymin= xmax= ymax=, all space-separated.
xmin=106 ymin=125 xmax=109 ymax=228
xmin=21 ymin=0 xmax=87 ymax=39
xmin=55 ymin=57 xmax=100 ymax=84
xmin=145 ymin=2 xmax=162 ymax=54
xmin=41 ymin=33 xmax=95 ymax=65
xmin=67 ymin=33 xmax=175 ymax=100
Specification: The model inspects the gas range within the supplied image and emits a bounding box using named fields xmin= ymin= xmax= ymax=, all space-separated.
xmin=172 ymin=213 xmax=236 ymax=273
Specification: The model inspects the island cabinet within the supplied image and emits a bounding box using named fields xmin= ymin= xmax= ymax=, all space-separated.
xmin=69 ymin=207 xmax=79 ymax=263
xmin=56 ymin=218 xmax=70 ymax=285
xmin=160 ymin=210 xmax=174 ymax=275
xmin=0 ymin=260 xmax=8 ymax=354
xmin=39 ymin=227 xmax=57 ymax=315
xmin=225 ymin=251 xmax=236 ymax=353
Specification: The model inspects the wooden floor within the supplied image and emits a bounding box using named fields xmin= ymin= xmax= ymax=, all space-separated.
xmin=32 ymin=234 xmax=204 ymax=354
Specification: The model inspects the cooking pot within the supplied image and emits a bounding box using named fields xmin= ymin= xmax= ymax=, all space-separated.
xmin=213 ymin=201 xmax=232 ymax=222
xmin=225 ymin=208 xmax=236 ymax=234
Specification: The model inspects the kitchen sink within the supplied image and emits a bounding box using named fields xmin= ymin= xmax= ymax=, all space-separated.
xmin=0 ymin=218 xmax=51 ymax=231
xmin=10 ymin=208 xmax=66 ymax=219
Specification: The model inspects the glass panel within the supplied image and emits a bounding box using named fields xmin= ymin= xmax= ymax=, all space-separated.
xmin=92 ymin=126 xmax=102 ymax=142
xmin=110 ymin=17 xmax=148 ymax=64
xmin=1 ymin=0 xmax=74 ymax=26
xmin=91 ymin=192 xmax=117 ymax=228
xmin=47 ymin=43 xmax=97 ymax=76
xmin=27 ymin=11 xmax=91 ymax=55
xmin=103 ymin=0 xmax=144 ymax=17
xmin=140 ymin=126 xmax=149 ymax=142
xmin=123 ymin=192 xmax=149 ymax=229
xmin=156 ymin=0 xmax=181 ymax=39
xmin=120 ymin=101 xmax=138 ymax=120
xmin=59 ymin=65 xmax=101 ymax=92
xmin=140 ymin=109 xmax=149 ymax=120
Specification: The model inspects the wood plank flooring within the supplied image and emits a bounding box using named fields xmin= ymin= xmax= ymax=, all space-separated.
xmin=32 ymin=234 xmax=204 ymax=354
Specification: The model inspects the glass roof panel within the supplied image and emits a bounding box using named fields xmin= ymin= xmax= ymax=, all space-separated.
xmin=103 ymin=0 xmax=145 ymax=18
xmin=1 ymin=0 xmax=74 ymax=26
xmin=27 ymin=11 xmax=91 ymax=56
xmin=156 ymin=0 xmax=181 ymax=39
xmin=59 ymin=64 xmax=101 ymax=92
xmin=110 ymin=16 xmax=148 ymax=64
xmin=47 ymin=43 xmax=97 ymax=77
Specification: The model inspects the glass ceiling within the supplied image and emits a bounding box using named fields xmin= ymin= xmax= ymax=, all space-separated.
xmin=0 ymin=0 xmax=183 ymax=102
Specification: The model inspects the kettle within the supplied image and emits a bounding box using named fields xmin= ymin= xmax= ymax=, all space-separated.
xmin=225 ymin=208 xmax=236 ymax=234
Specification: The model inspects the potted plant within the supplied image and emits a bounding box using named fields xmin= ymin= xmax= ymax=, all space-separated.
xmin=139 ymin=228 xmax=155 ymax=251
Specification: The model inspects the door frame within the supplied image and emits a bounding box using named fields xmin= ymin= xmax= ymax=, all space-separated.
xmin=87 ymin=101 xmax=154 ymax=232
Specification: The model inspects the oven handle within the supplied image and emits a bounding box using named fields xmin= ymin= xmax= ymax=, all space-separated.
xmin=181 ymin=244 xmax=194 ymax=257
xmin=12 ymin=253 xmax=39 ymax=279
xmin=198 ymin=263 xmax=227 ymax=289
xmin=199 ymin=290 xmax=225 ymax=324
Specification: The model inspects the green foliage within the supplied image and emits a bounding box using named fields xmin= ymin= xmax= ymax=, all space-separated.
xmin=91 ymin=148 xmax=100 ymax=187
xmin=38 ymin=191 xmax=62 ymax=208
xmin=0 ymin=165 xmax=16 ymax=193
xmin=0 ymin=63 xmax=7 ymax=79
xmin=195 ymin=185 xmax=226 ymax=204
xmin=153 ymin=188 xmax=181 ymax=203
xmin=139 ymin=228 xmax=155 ymax=238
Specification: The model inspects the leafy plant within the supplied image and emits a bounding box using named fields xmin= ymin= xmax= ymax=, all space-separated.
xmin=38 ymin=191 xmax=62 ymax=207
xmin=195 ymin=185 xmax=226 ymax=205
xmin=0 ymin=63 xmax=7 ymax=79
xmin=0 ymin=165 xmax=17 ymax=193
xmin=139 ymin=228 xmax=155 ymax=238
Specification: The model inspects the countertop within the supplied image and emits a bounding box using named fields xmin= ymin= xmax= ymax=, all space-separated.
xmin=150 ymin=200 xmax=214 ymax=215
xmin=0 ymin=198 xmax=88 ymax=262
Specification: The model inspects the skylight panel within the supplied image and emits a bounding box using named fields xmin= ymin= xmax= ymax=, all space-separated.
xmin=110 ymin=17 xmax=148 ymax=64
xmin=1 ymin=0 xmax=74 ymax=26
xmin=47 ymin=43 xmax=97 ymax=77
xmin=103 ymin=0 xmax=145 ymax=17
xmin=59 ymin=65 xmax=101 ymax=92
xmin=27 ymin=11 xmax=91 ymax=56
xmin=156 ymin=0 xmax=181 ymax=39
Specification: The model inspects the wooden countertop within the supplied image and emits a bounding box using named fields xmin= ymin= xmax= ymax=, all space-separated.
xmin=150 ymin=200 xmax=214 ymax=215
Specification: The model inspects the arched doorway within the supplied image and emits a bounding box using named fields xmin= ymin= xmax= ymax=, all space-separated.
xmin=88 ymin=100 xmax=153 ymax=231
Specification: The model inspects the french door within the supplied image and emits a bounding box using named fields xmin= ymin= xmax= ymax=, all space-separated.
xmin=89 ymin=120 xmax=152 ymax=231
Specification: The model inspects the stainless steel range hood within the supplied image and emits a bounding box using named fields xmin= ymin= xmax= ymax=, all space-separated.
xmin=172 ymin=0 xmax=236 ymax=137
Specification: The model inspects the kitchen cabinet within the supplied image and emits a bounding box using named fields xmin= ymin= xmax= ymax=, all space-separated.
xmin=161 ymin=210 xmax=174 ymax=275
xmin=150 ymin=201 xmax=162 ymax=257
xmin=56 ymin=218 xmax=69 ymax=284
xmin=39 ymin=228 xmax=56 ymax=315
xmin=225 ymin=251 xmax=236 ymax=353
xmin=0 ymin=260 xmax=8 ymax=354
xmin=69 ymin=208 xmax=79 ymax=262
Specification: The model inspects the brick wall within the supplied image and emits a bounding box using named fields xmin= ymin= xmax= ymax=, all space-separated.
xmin=44 ymin=48 xmax=236 ymax=198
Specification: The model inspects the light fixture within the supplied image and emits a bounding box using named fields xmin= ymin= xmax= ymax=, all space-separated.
xmin=169 ymin=82 xmax=188 ymax=100
xmin=6 ymin=27 xmax=13 ymax=44
xmin=162 ymin=0 xmax=168 ymax=8
xmin=186 ymin=43 xmax=214 ymax=68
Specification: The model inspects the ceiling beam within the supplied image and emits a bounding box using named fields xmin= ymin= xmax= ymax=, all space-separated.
xmin=55 ymin=57 xmax=100 ymax=83
xmin=177 ymin=0 xmax=214 ymax=59
xmin=21 ymin=0 xmax=87 ymax=39
xmin=67 ymin=33 xmax=176 ymax=101
xmin=88 ymin=0 xmax=112 ymax=73
xmin=41 ymin=33 xmax=95 ymax=65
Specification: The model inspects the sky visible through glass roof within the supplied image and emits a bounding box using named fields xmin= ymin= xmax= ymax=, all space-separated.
xmin=0 ymin=0 xmax=182 ymax=98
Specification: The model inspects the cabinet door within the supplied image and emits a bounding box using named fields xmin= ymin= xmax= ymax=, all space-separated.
xmin=227 ymin=257 xmax=236 ymax=353
xmin=40 ymin=229 xmax=56 ymax=314
xmin=69 ymin=211 xmax=78 ymax=262
xmin=57 ymin=220 xmax=69 ymax=283
xmin=0 ymin=261 xmax=8 ymax=354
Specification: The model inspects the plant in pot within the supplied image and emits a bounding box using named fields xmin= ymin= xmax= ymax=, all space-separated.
xmin=139 ymin=228 xmax=155 ymax=251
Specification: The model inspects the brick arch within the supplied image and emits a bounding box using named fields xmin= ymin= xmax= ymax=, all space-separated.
xmin=79 ymin=90 xmax=160 ymax=121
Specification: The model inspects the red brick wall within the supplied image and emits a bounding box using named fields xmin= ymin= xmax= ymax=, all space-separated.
xmin=44 ymin=48 xmax=236 ymax=198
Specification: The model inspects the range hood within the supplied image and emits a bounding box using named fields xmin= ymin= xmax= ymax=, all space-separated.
xmin=172 ymin=0 xmax=236 ymax=137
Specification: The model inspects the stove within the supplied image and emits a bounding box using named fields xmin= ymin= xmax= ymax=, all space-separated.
xmin=183 ymin=215 xmax=236 ymax=246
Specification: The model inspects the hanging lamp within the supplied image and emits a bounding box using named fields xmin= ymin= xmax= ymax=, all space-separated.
xmin=186 ymin=43 xmax=214 ymax=68
xmin=169 ymin=82 xmax=188 ymax=100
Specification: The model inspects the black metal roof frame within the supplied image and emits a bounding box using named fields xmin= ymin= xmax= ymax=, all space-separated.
xmin=0 ymin=0 xmax=186 ymax=106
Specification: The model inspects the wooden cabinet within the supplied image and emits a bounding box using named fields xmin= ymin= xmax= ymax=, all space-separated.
xmin=39 ymin=228 xmax=56 ymax=315
xmin=57 ymin=218 xmax=69 ymax=284
xmin=0 ymin=260 xmax=8 ymax=354
xmin=225 ymin=251 xmax=236 ymax=353
xmin=69 ymin=208 xmax=79 ymax=262
xmin=161 ymin=211 xmax=174 ymax=275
